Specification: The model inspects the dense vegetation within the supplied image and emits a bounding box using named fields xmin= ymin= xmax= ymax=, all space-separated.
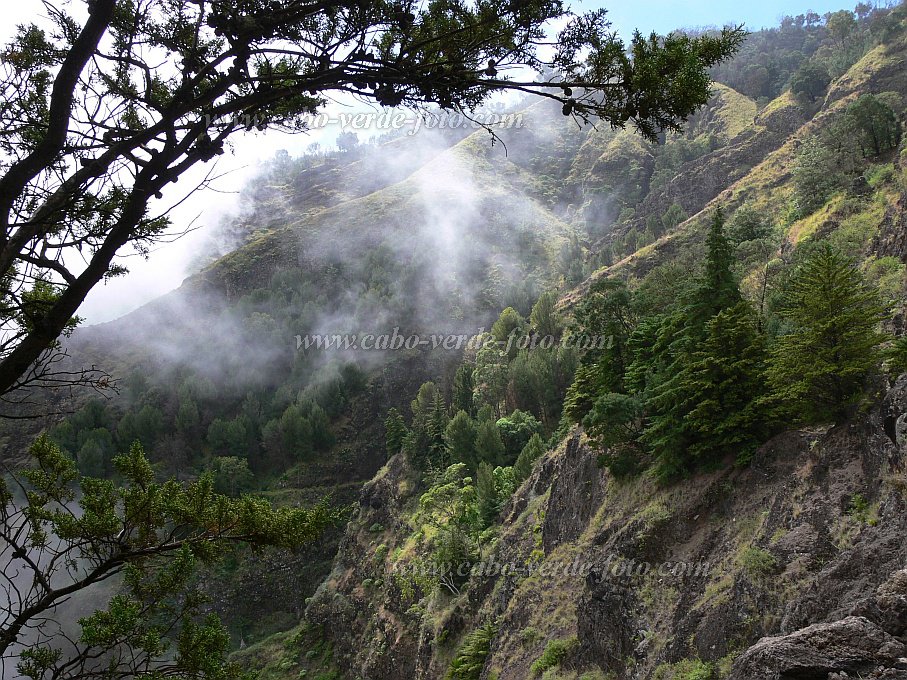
xmin=4 ymin=3 xmax=907 ymax=679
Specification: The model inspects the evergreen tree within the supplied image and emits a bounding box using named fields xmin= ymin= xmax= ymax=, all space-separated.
xmin=688 ymin=207 xmax=741 ymax=327
xmin=636 ymin=208 xmax=759 ymax=479
xmin=563 ymin=361 xmax=613 ymax=424
xmin=476 ymin=404 xmax=496 ymax=424
xmin=583 ymin=393 xmax=645 ymax=477
xmin=767 ymin=244 xmax=887 ymax=422
xmin=211 ymin=456 xmax=254 ymax=497
xmin=563 ymin=277 xmax=638 ymax=423
xmin=452 ymin=363 xmax=476 ymax=416
xmin=175 ymin=397 xmax=200 ymax=436
xmin=446 ymin=621 xmax=497 ymax=680
xmin=77 ymin=439 xmax=106 ymax=478
xmin=790 ymin=61 xmax=831 ymax=101
xmin=476 ymin=462 xmax=498 ymax=528
xmin=845 ymin=93 xmax=902 ymax=157
xmin=404 ymin=382 xmax=444 ymax=469
xmin=472 ymin=338 xmax=509 ymax=415
xmin=427 ymin=391 xmax=451 ymax=467
xmin=491 ymin=307 xmax=526 ymax=345
xmin=0 ymin=435 xmax=337 ymax=680
xmin=385 ymin=408 xmax=409 ymax=456
xmin=118 ymin=405 xmax=164 ymax=450
xmin=661 ymin=203 xmax=688 ymax=231
xmin=278 ymin=404 xmax=314 ymax=459
xmin=513 ymin=433 xmax=546 ymax=484
xmin=679 ymin=302 xmax=770 ymax=464
xmin=307 ymin=403 xmax=335 ymax=451
xmin=495 ymin=410 xmax=543 ymax=463
xmin=445 ymin=410 xmax=478 ymax=469
xmin=792 ymin=137 xmax=847 ymax=216
xmin=475 ymin=420 xmax=505 ymax=467
xmin=530 ymin=291 xmax=562 ymax=339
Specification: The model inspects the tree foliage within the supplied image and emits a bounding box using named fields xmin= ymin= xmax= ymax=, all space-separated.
xmin=0 ymin=435 xmax=338 ymax=680
xmin=0 ymin=0 xmax=743 ymax=401
xmin=767 ymin=244 xmax=886 ymax=422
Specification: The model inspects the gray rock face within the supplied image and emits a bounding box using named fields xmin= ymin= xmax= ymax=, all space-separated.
xmin=730 ymin=568 xmax=907 ymax=680
xmin=847 ymin=570 xmax=907 ymax=644
xmin=575 ymin=569 xmax=637 ymax=673
xmin=728 ymin=616 xmax=906 ymax=680
xmin=541 ymin=435 xmax=607 ymax=553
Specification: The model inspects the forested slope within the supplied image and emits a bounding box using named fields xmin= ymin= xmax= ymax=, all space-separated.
xmin=4 ymin=4 xmax=907 ymax=678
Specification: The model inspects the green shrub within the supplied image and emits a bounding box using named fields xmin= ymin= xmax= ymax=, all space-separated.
xmin=740 ymin=547 xmax=777 ymax=577
xmin=847 ymin=493 xmax=878 ymax=525
xmin=446 ymin=621 xmax=497 ymax=680
xmin=653 ymin=658 xmax=716 ymax=680
xmin=530 ymin=637 xmax=578 ymax=675
xmin=866 ymin=163 xmax=897 ymax=187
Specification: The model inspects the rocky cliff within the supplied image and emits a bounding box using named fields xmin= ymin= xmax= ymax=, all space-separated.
xmin=279 ymin=374 xmax=907 ymax=680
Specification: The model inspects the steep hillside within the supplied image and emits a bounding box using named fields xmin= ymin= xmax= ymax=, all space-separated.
xmin=236 ymin=7 xmax=907 ymax=680
xmin=286 ymin=376 xmax=907 ymax=680
xmin=587 ymin=31 xmax=907 ymax=287
xmin=4 ymin=4 xmax=907 ymax=676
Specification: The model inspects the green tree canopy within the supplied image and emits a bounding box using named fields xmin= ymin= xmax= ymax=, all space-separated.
xmin=475 ymin=420 xmax=506 ymax=468
xmin=445 ymin=410 xmax=479 ymax=470
xmin=529 ymin=291 xmax=563 ymax=340
xmin=513 ymin=433 xmax=547 ymax=484
xmin=495 ymin=410 xmax=543 ymax=463
xmin=0 ymin=435 xmax=338 ymax=680
xmin=385 ymin=407 xmax=409 ymax=456
xmin=790 ymin=61 xmax=831 ymax=101
xmin=767 ymin=244 xmax=888 ymax=422
xmin=844 ymin=93 xmax=903 ymax=157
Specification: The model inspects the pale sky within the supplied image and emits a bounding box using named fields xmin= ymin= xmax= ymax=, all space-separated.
xmin=0 ymin=0 xmax=859 ymax=323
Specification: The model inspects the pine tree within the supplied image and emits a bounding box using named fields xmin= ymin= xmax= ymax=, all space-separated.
xmin=583 ymin=393 xmax=645 ymax=477
xmin=767 ymin=244 xmax=887 ymax=422
xmin=445 ymin=410 xmax=478 ymax=468
xmin=446 ymin=621 xmax=497 ymax=680
xmin=404 ymin=382 xmax=444 ymax=469
xmin=530 ymin=291 xmax=562 ymax=339
xmin=308 ymin=403 xmax=334 ymax=451
xmin=679 ymin=302 xmax=769 ymax=464
xmin=638 ymin=208 xmax=760 ymax=479
xmin=452 ymin=363 xmax=476 ymax=416
xmin=475 ymin=420 xmax=505 ymax=467
xmin=427 ymin=391 xmax=451 ymax=467
xmin=563 ymin=277 xmax=637 ymax=423
xmin=688 ymin=206 xmax=742 ymax=329
xmin=476 ymin=462 xmax=498 ymax=528
xmin=175 ymin=397 xmax=199 ymax=436
xmin=385 ymin=408 xmax=409 ymax=456
xmin=513 ymin=433 xmax=546 ymax=484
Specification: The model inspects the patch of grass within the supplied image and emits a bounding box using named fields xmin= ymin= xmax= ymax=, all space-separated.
xmin=827 ymin=196 xmax=886 ymax=258
xmin=847 ymin=493 xmax=879 ymax=526
xmin=634 ymin=500 xmax=672 ymax=544
xmin=653 ymin=658 xmax=716 ymax=680
xmin=866 ymin=163 xmax=897 ymax=188
xmin=883 ymin=472 xmax=907 ymax=495
xmin=739 ymin=547 xmax=777 ymax=577
xmin=520 ymin=626 xmax=544 ymax=647
xmin=769 ymin=527 xmax=788 ymax=545
xmin=531 ymin=637 xmax=579 ymax=676
xmin=864 ymin=255 xmax=906 ymax=305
